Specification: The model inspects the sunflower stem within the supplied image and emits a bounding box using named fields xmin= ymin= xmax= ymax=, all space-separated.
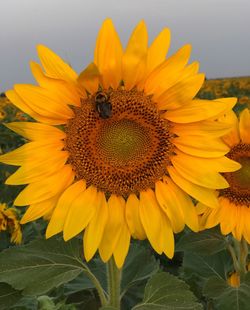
xmin=227 ymin=243 xmax=241 ymax=273
xmin=229 ymin=237 xmax=249 ymax=279
xmin=107 ymin=257 xmax=121 ymax=309
xmin=239 ymin=238 xmax=248 ymax=275
xmin=82 ymin=266 xmax=108 ymax=307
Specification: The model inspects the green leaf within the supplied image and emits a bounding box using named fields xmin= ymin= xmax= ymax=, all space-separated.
xmin=181 ymin=250 xmax=233 ymax=304
xmin=65 ymin=242 xmax=159 ymax=303
xmin=64 ymin=273 xmax=95 ymax=295
xmin=0 ymin=283 xmax=22 ymax=310
xmin=121 ymin=242 xmax=159 ymax=294
xmin=132 ymin=272 xmax=202 ymax=309
xmin=176 ymin=228 xmax=227 ymax=256
xmin=64 ymin=258 xmax=107 ymax=294
xmin=10 ymin=296 xmax=38 ymax=310
xmin=203 ymin=273 xmax=250 ymax=310
xmin=0 ymin=236 xmax=84 ymax=295
xmin=182 ymin=250 xmax=232 ymax=282
xmin=99 ymin=307 xmax=118 ymax=310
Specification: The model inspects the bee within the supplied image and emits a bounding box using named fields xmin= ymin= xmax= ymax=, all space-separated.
xmin=94 ymin=91 xmax=112 ymax=119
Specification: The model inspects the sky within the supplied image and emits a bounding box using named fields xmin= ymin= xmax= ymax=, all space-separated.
xmin=0 ymin=0 xmax=249 ymax=91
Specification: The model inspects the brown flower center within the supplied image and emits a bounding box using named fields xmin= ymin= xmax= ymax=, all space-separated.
xmin=220 ymin=143 xmax=250 ymax=206
xmin=65 ymin=88 xmax=174 ymax=196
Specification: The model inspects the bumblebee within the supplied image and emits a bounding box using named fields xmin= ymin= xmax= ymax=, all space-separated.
xmin=94 ymin=91 xmax=112 ymax=119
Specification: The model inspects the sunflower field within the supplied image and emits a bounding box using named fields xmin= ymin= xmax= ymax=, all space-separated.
xmin=0 ymin=20 xmax=250 ymax=310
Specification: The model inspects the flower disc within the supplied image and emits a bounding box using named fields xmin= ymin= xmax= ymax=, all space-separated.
xmin=221 ymin=143 xmax=250 ymax=206
xmin=66 ymin=89 xmax=173 ymax=196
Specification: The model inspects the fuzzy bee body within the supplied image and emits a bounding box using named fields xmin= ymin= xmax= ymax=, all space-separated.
xmin=94 ymin=91 xmax=112 ymax=119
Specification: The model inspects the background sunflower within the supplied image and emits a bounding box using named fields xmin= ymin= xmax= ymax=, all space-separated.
xmin=198 ymin=108 xmax=250 ymax=243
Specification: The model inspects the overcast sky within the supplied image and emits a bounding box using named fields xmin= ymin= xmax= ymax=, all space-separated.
xmin=0 ymin=0 xmax=249 ymax=91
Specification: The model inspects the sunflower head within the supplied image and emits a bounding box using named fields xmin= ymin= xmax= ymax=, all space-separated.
xmin=0 ymin=19 xmax=240 ymax=267
xmin=0 ymin=203 xmax=22 ymax=244
xmin=198 ymin=108 xmax=250 ymax=242
xmin=227 ymin=272 xmax=240 ymax=288
xmin=66 ymin=87 xmax=174 ymax=196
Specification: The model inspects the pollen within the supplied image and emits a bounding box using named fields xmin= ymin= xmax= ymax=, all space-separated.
xmin=65 ymin=88 xmax=174 ymax=196
xmin=220 ymin=143 xmax=250 ymax=207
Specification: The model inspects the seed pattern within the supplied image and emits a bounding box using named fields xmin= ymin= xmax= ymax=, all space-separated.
xmin=65 ymin=88 xmax=174 ymax=196
xmin=220 ymin=143 xmax=250 ymax=207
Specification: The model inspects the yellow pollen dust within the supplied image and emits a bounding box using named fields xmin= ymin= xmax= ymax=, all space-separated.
xmin=221 ymin=143 xmax=250 ymax=207
xmin=65 ymin=88 xmax=174 ymax=196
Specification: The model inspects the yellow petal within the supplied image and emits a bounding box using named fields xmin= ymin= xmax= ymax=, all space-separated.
xmin=220 ymin=202 xmax=235 ymax=235
xmin=144 ymin=44 xmax=191 ymax=96
xmin=125 ymin=194 xmax=146 ymax=240
xmin=168 ymin=166 xmax=219 ymax=208
xmin=220 ymin=110 xmax=240 ymax=147
xmin=6 ymin=151 xmax=69 ymax=185
xmin=224 ymin=200 xmax=237 ymax=232
xmin=202 ymin=156 xmax=242 ymax=172
xmin=84 ymin=191 xmax=108 ymax=261
xmin=94 ymin=19 xmax=123 ymax=88
xmin=113 ymin=222 xmax=131 ymax=268
xmin=239 ymin=108 xmax=250 ymax=144
xmin=147 ymin=28 xmax=171 ymax=74
xmin=157 ymin=73 xmax=205 ymax=110
xmin=203 ymin=207 xmax=221 ymax=229
xmin=161 ymin=214 xmax=175 ymax=258
xmin=196 ymin=201 xmax=208 ymax=215
xmin=77 ymin=62 xmax=101 ymax=94
xmin=164 ymin=98 xmax=237 ymax=123
xmin=20 ymin=195 xmax=59 ymax=224
xmin=5 ymin=122 xmax=65 ymax=141
xmin=171 ymin=151 xmax=229 ymax=189
xmin=243 ymin=210 xmax=250 ymax=244
xmin=99 ymin=195 xmax=125 ymax=262
xmin=233 ymin=206 xmax=244 ymax=241
xmin=172 ymin=119 xmax=233 ymax=138
xmin=139 ymin=189 xmax=163 ymax=254
xmin=46 ymin=180 xmax=86 ymax=238
xmin=37 ymin=45 xmax=77 ymax=81
xmin=155 ymin=180 xmax=185 ymax=233
xmin=14 ymin=84 xmax=74 ymax=120
xmin=173 ymin=136 xmax=229 ymax=158
xmin=6 ymin=90 xmax=64 ymax=125
xmin=166 ymin=177 xmax=199 ymax=232
xmin=0 ymin=140 xmax=64 ymax=166
xmin=180 ymin=61 xmax=200 ymax=79
xmin=30 ymin=61 xmax=81 ymax=106
xmin=14 ymin=165 xmax=74 ymax=206
xmin=122 ymin=20 xmax=148 ymax=89
xmin=63 ymin=186 xmax=97 ymax=241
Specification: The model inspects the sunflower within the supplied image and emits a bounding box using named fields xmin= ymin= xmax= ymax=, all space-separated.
xmin=0 ymin=203 xmax=22 ymax=244
xmin=198 ymin=108 xmax=250 ymax=242
xmin=227 ymin=272 xmax=240 ymax=288
xmin=0 ymin=19 xmax=240 ymax=267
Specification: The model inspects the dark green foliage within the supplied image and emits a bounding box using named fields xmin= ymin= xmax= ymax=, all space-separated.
xmin=0 ymin=283 xmax=22 ymax=309
xmin=203 ymin=273 xmax=250 ymax=310
xmin=132 ymin=272 xmax=202 ymax=309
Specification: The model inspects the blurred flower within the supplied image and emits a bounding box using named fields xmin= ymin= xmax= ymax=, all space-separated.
xmin=0 ymin=203 xmax=22 ymax=244
xmin=0 ymin=19 xmax=240 ymax=267
xmin=0 ymin=109 xmax=6 ymax=120
xmin=227 ymin=272 xmax=240 ymax=288
xmin=198 ymin=108 xmax=250 ymax=242
xmin=239 ymin=96 xmax=249 ymax=105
